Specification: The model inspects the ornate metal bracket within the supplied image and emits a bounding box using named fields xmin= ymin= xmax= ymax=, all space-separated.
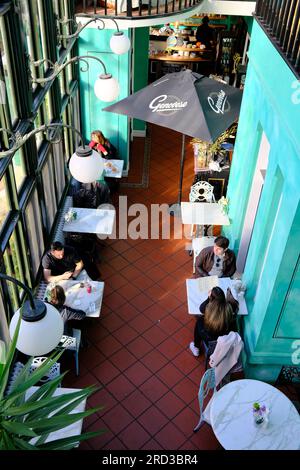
xmin=0 ymin=123 xmax=85 ymax=157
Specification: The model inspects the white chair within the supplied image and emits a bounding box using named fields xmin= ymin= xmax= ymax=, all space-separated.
xmin=194 ymin=368 xmax=217 ymax=432
xmin=29 ymin=356 xmax=61 ymax=383
xmin=192 ymin=236 xmax=215 ymax=274
xmin=189 ymin=181 xmax=216 ymax=238
xmin=59 ymin=330 xmax=81 ymax=376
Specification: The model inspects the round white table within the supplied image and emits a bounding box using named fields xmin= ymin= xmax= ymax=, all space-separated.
xmin=210 ymin=379 xmax=300 ymax=450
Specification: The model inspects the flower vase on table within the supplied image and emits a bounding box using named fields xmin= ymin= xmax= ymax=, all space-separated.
xmin=252 ymin=402 xmax=269 ymax=427
xmin=64 ymin=209 xmax=77 ymax=223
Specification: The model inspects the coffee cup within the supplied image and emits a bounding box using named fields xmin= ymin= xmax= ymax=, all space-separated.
xmin=183 ymin=51 xmax=190 ymax=57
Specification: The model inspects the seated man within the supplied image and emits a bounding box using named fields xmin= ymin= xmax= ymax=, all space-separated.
xmin=195 ymin=236 xmax=236 ymax=278
xmin=42 ymin=241 xmax=84 ymax=283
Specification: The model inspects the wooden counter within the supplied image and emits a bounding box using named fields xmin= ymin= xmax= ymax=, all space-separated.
xmin=149 ymin=55 xmax=212 ymax=62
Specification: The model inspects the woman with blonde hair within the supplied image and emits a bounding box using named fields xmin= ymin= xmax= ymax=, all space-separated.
xmin=189 ymin=286 xmax=238 ymax=357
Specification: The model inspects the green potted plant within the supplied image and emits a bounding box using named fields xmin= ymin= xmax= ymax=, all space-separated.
xmin=191 ymin=123 xmax=237 ymax=171
xmin=0 ymin=316 xmax=103 ymax=450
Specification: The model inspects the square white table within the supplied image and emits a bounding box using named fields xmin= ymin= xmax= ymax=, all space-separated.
xmin=25 ymin=386 xmax=86 ymax=445
xmin=210 ymin=379 xmax=300 ymax=450
xmin=186 ymin=277 xmax=248 ymax=316
xmin=63 ymin=207 xmax=115 ymax=235
xmin=45 ymin=280 xmax=104 ymax=318
xmin=102 ymin=159 xmax=124 ymax=178
xmin=181 ymin=202 xmax=230 ymax=226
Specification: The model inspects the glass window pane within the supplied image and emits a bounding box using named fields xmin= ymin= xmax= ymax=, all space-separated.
xmin=0 ymin=293 xmax=10 ymax=344
xmin=42 ymin=154 xmax=57 ymax=230
xmin=53 ymin=141 xmax=66 ymax=201
xmin=34 ymin=108 xmax=43 ymax=149
xmin=24 ymin=189 xmax=44 ymax=276
xmin=43 ymin=90 xmax=53 ymax=122
xmin=13 ymin=148 xmax=26 ymax=191
xmin=0 ymin=176 xmax=10 ymax=230
xmin=3 ymin=232 xmax=24 ymax=311
xmin=0 ymin=18 xmax=18 ymax=124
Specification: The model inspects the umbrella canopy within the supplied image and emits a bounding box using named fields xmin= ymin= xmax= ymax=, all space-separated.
xmin=103 ymin=69 xmax=242 ymax=143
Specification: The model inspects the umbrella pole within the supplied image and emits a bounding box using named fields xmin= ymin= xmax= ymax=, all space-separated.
xmin=169 ymin=134 xmax=186 ymax=217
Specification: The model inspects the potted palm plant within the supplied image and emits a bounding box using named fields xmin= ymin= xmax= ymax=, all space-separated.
xmin=0 ymin=315 xmax=103 ymax=450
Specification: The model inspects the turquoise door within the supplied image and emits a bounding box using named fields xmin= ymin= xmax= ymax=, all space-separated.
xmin=78 ymin=27 xmax=131 ymax=170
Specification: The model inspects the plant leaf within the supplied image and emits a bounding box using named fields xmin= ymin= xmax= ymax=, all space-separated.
xmin=13 ymin=437 xmax=38 ymax=450
xmin=22 ymin=386 xmax=98 ymax=421
xmin=2 ymin=420 xmax=38 ymax=437
xmin=1 ymin=350 xmax=65 ymax=408
xmin=26 ymin=408 xmax=101 ymax=435
xmin=35 ymin=430 xmax=105 ymax=450
xmin=0 ymin=312 xmax=22 ymax=400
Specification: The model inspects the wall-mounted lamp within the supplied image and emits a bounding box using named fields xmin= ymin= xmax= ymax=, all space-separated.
xmin=0 ymin=273 xmax=63 ymax=356
xmin=0 ymin=123 xmax=104 ymax=183
xmin=58 ymin=17 xmax=131 ymax=55
xmin=31 ymin=55 xmax=119 ymax=102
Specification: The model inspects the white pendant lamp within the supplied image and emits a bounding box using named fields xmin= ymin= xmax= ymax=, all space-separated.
xmin=69 ymin=146 xmax=104 ymax=183
xmin=94 ymin=74 xmax=120 ymax=102
xmin=9 ymin=301 xmax=64 ymax=357
xmin=110 ymin=32 xmax=131 ymax=55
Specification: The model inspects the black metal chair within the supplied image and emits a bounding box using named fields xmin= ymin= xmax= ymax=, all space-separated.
xmin=275 ymin=365 xmax=300 ymax=413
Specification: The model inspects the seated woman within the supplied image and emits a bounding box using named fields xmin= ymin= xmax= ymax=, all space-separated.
xmin=89 ymin=130 xmax=118 ymax=160
xmin=89 ymin=130 xmax=119 ymax=194
xmin=189 ymin=286 xmax=238 ymax=357
xmin=48 ymin=285 xmax=86 ymax=336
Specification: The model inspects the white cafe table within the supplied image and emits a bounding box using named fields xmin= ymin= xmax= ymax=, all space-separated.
xmin=44 ymin=280 xmax=104 ymax=318
xmin=186 ymin=277 xmax=248 ymax=316
xmin=210 ymin=379 xmax=300 ymax=450
xmin=25 ymin=386 xmax=86 ymax=445
xmin=181 ymin=202 xmax=230 ymax=226
xmin=63 ymin=207 xmax=115 ymax=235
xmin=103 ymin=159 xmax=124 ymax=178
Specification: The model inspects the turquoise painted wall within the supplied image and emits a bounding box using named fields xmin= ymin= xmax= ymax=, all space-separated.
xmin=78 ymin=27 xmax=131 ymax=169
xmin=223 ymin=20 xmax=300 ymax=381
xmin=133 ymin=27 xmax=149 ymax=132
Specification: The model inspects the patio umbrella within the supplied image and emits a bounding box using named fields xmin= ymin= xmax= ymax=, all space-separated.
xmin=103 ymin=70 xmax=242 ymax=211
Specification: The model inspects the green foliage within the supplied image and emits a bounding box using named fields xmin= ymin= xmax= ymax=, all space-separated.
xmin=191 ymin=122 xmax=238 ymax=156
xmin=0 ymin=314 xmax=103 ymax=450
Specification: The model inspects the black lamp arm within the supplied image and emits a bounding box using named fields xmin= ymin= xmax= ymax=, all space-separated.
xmin=58 ymin=16 xmax=120 ymax=39
xmin=31 ymin=55 xmax=107 ymax=84
xmin=0 ymin=123 xmax=85 ymax=157
xmin=0 ymin=273 xmax=35 ymax=310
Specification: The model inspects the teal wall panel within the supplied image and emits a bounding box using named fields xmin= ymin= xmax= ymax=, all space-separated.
xmin=276 ymin=257 xmax=300 ymax=339
xmin=223 ymin=20 xmax=300 ymax=381
xmin=133 ymin=27 xmax=149 ymax=132
xmin=78 ymin=27 xmax=130 ymax=169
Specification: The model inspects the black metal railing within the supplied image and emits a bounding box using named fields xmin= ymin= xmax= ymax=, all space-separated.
xmin=255 ymin=0 xmax=300 ymax=77
xmin=75 ymin=0 xmax=202 ymax=19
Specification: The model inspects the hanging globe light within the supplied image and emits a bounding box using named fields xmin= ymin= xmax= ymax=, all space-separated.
xmin=94 ymin=74 xmax=120 ymax=102
xmin=69 ymin=146 xmax=104 ymax=183
xmin=110 ymin=32 xmax=131 ymax=55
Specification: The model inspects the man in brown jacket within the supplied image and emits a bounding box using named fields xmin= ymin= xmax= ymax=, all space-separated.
xmin=195 ymin=236 xmax=236 ymax=278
